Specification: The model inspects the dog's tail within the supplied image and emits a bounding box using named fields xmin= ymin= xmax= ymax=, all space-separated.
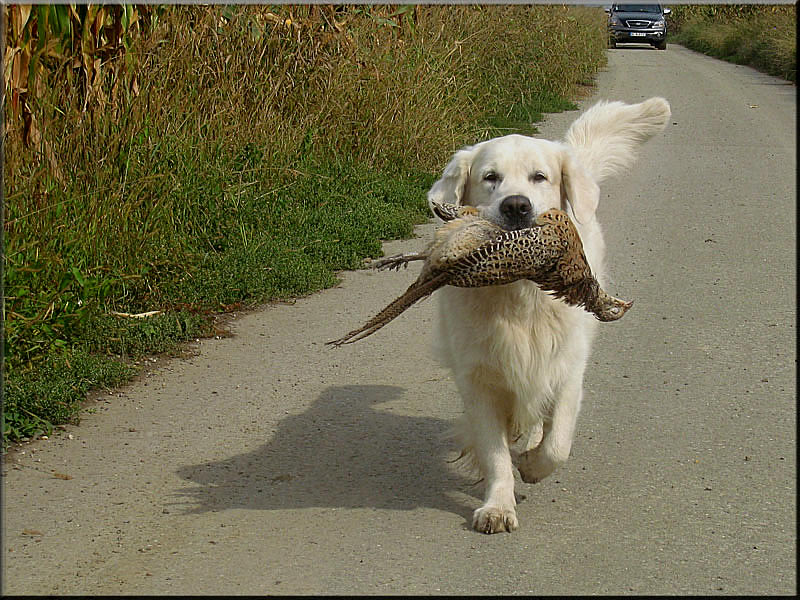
xmin=563 ymin=97 xmax=671 ymax=184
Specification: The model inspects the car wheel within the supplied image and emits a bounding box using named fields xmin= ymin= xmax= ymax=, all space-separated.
xmin=654 ymin=40 xmax=666 ymax=50
xmin=609 ymin=39 xmax=616 ymax=49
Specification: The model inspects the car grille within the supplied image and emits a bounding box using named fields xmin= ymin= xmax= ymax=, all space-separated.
xmin=625 ymin=19 xmax=652 ymax=28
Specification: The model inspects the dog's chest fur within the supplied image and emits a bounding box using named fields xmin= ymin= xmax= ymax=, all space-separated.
xmin=433 ymin=218 xmax=605 ymax=429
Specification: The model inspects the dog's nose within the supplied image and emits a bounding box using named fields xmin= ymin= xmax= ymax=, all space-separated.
xmin=500 ymin=195 xmax=532 ymax=220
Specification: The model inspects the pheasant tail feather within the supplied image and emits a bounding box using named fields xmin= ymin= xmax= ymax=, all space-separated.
xmin=327 ymin=273 xmax=449 ymax=346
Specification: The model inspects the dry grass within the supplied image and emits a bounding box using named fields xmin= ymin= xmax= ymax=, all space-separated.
xmin=3 ymin=4 xmax=608 ymax=443
xmin=669 ymin=4 xmax=795 ymax=82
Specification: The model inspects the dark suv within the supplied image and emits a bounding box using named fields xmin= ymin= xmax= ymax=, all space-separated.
xmin=606 ymin=4 xmax=671 ymax=50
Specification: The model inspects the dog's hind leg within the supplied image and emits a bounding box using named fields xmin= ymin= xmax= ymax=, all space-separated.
xmin=516 ymin=378 xmax=583 ymax=484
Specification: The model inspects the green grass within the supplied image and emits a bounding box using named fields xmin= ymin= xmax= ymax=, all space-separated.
xmin=3 ymin=352 xmax=136 ymax=441
xmin=3 ymin=311 xmax=213 ymax=441
xmin=161 ymin=161 xmax=436 ymax=308
xmin=668 ymin=5 xmax=796 ymax=82
xmin=487 ymin=94 xmax=579 ymax=136
xmin=2 ymin=159 xmax=434 ymax=446
xmin=3 ymin=5 xmax=608 ymax=448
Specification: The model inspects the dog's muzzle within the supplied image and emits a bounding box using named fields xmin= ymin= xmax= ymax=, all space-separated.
xmin=499 ymin=195 xmax=534 ymax=230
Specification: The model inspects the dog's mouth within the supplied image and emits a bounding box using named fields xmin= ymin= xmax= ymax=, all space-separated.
xmin=482 ymin=211 xmax=536 ymax=231
xmin=490 ymin=212 xmax=535 ymax=232
xmin=473 ymin=203 xmax=536 ymax=231
xmin=500 ymin=217 xmax=534 ymax=231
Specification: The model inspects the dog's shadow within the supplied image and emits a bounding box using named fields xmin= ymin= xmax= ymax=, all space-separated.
xmin=172 ymin=385 xmax=476 ymax=521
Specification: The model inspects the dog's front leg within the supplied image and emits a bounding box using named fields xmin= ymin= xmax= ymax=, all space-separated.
xmin=516 ymin=377 xmax=583 ymax=483
xmin=460 ymin=380 xmax=518 ymax=534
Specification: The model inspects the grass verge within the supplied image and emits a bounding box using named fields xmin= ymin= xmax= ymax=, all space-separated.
xmin=668 ymin=4 xmax=795 ymax=82
xmin=3 ymin=5 xmax=608 ymax=448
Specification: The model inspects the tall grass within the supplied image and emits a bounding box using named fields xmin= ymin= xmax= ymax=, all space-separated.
xmin=3 ymin=5 xmax=608 ymax=444
xmin=669 ymin=4 xmax=796 ymax=82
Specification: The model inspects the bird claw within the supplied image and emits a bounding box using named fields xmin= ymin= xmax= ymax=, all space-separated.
xmin=369 ymin=252 xmax=424 ymax=271
xmin=377 ymin=260 xmax=408 ymax=272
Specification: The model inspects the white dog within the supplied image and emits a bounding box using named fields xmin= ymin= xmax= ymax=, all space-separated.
xmin=427 ymin=97 xmax=671 ymax=533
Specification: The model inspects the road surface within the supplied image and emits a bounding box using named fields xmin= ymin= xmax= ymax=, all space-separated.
xmin=3 ymin=44 xmax=795 ymax=595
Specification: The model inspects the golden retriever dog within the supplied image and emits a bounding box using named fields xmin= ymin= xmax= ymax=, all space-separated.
xmin=427 ymin=97 xmax=671 ymax=533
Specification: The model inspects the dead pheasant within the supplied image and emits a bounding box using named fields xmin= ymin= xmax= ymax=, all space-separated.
xmin=328 ymin=203 xmax=632 ymax=346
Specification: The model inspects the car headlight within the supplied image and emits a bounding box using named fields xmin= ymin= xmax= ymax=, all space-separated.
xmin=609 ymin=16 xmax=621 ymax=25
xmin=651 ymin=19 xmax=665 ymax=28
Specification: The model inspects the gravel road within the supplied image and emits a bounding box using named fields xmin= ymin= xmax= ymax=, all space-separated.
xmin=2 ymin=44 xmax=795 ymax=595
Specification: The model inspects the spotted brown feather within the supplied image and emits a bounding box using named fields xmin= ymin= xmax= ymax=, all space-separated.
xmin=328 ymin=204 xmax=632 ymax=346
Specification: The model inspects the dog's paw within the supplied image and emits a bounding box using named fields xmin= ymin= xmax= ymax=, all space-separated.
xmin=515 ymin=447 xmax=559 ymax=484
xmin=472 ymin=505 xmax=518 ymax=534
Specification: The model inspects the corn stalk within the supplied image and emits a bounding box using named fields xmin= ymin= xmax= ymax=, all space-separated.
xmin=3 ymin=4 xmax=164 ymax=149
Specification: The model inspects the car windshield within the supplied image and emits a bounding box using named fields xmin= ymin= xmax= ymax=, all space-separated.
xmin=613 ymin=4 xmax=662 ymax=12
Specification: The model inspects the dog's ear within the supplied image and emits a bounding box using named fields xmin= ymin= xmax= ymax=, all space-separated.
xmin=427 ymin=146 xmax=475 ymax=215
xmin=560 ymin=147 xmax=600 ymax=225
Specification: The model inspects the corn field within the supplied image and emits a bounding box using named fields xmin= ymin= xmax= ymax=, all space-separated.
xmin=4 ymin=4 xmax=163 ymax=148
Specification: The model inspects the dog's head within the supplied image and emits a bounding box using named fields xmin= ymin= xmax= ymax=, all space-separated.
xmin=427 ymin=134 xmax=599 ymax=230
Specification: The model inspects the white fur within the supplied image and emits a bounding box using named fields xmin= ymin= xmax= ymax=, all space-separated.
xmin=428 ymin=97 xmax=671 ymax=533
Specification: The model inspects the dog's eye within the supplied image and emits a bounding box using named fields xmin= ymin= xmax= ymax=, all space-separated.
xmin=483 ymin=172 xmax=500 ymax=182
xmin=531 ymin=171 xmax=547 ymax=183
